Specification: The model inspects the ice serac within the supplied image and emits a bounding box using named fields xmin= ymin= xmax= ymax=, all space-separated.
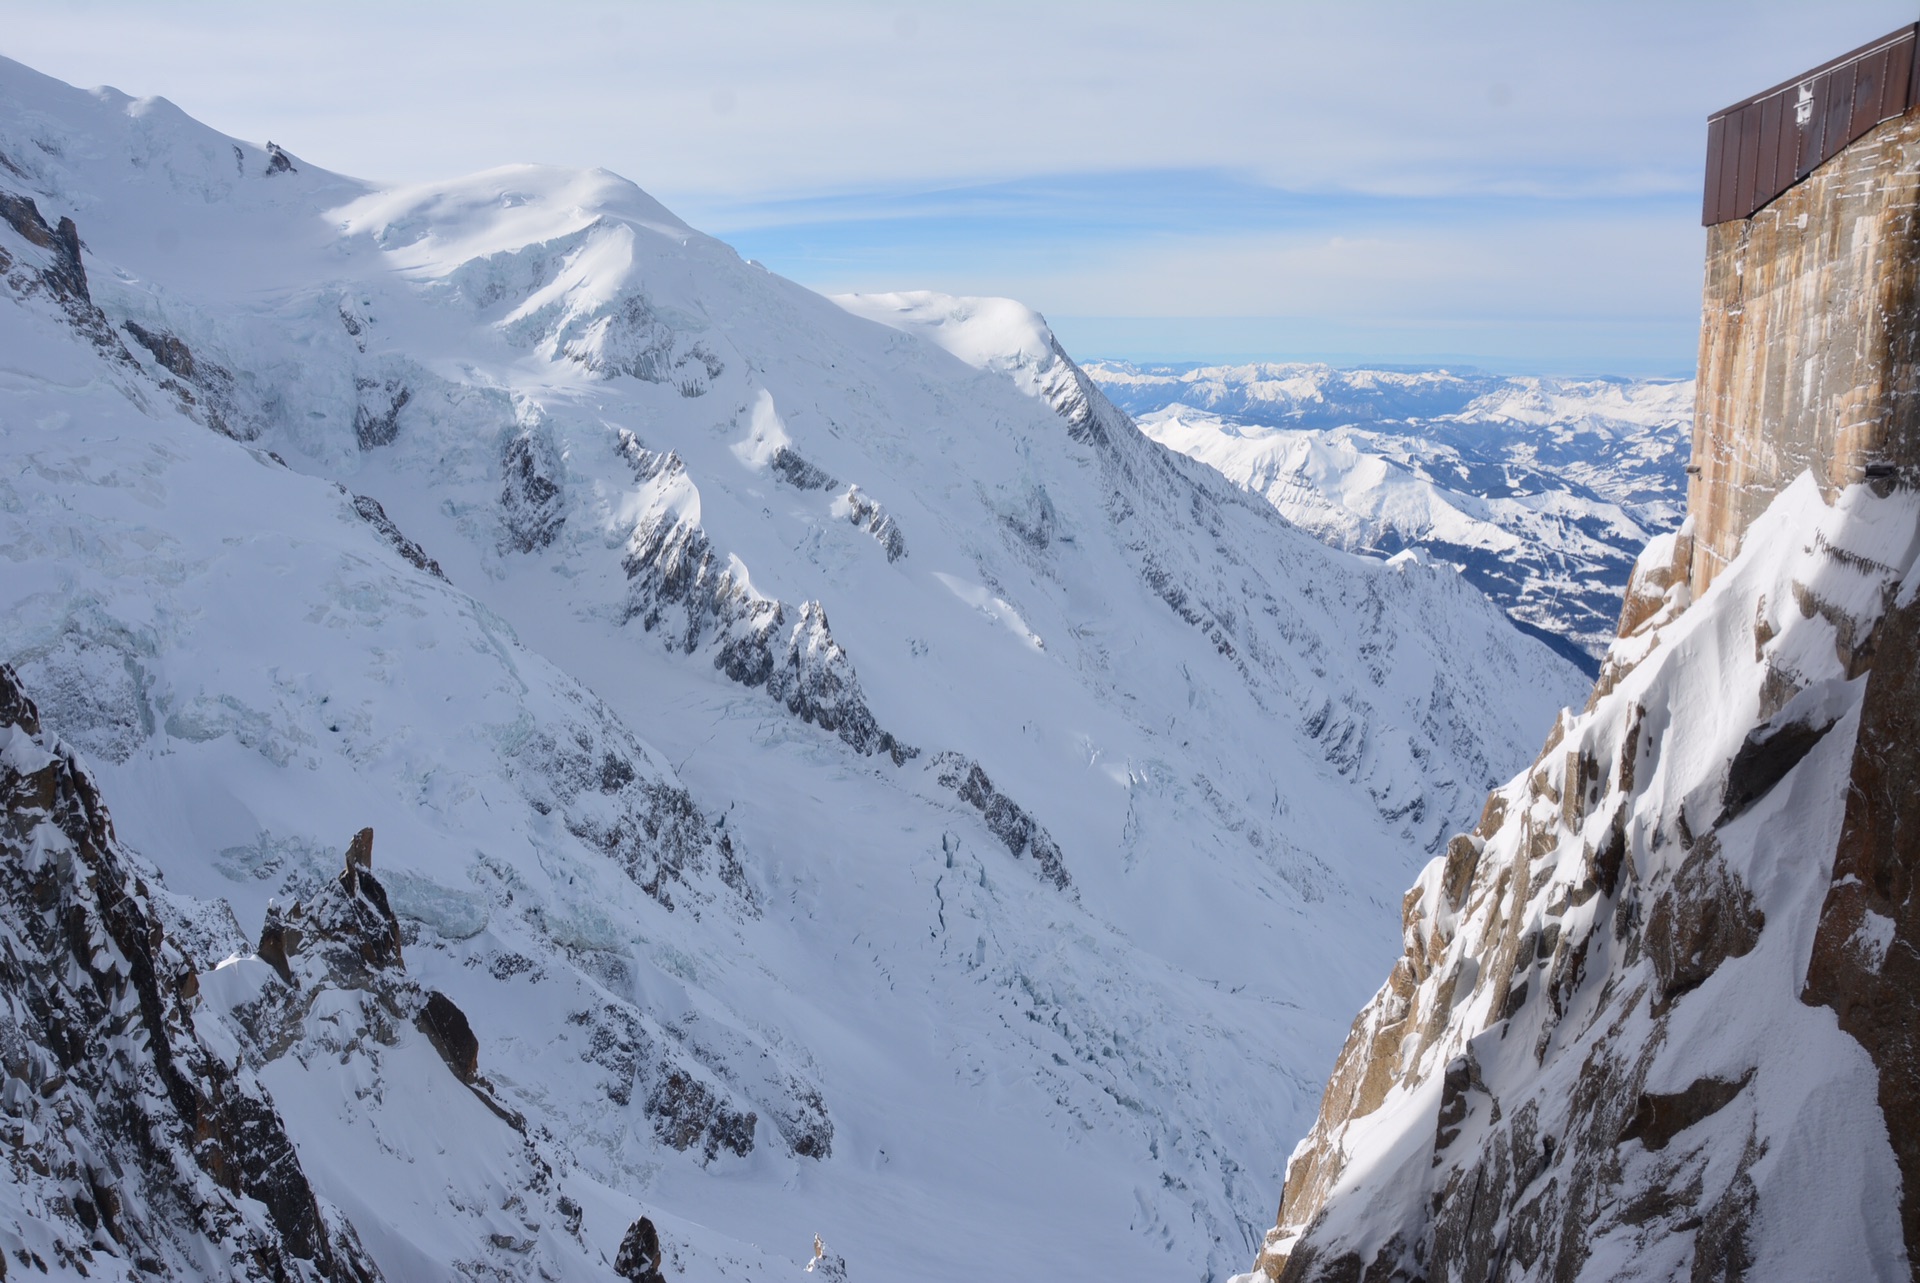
xmin=0 ymin=663 xmax=381 ymax=1280
xmin=1240 ymin=73 xmax=1920 ymax=1283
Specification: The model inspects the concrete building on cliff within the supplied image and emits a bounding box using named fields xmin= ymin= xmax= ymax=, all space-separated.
xmin=1691 ymin=24 xmax=1920 ymax=595
xmin=1240 ymin=26 xmax=1920 ymax=1283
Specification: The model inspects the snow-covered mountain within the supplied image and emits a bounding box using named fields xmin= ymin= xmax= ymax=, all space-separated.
xmin=0 ymin=57 xmax=1582 ymax=1281
xmin=1084 ymin=363 xmax=1694 ymax=669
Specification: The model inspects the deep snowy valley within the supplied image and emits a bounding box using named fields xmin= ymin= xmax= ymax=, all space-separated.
xmin=0 ymin=57 xmax=1585 ymax=1281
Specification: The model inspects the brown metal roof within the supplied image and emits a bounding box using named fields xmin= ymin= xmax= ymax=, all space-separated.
xmin=1702 ymin=24 xmax=1920 ymax=226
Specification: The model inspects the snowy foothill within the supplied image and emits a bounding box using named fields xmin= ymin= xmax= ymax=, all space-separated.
xmin=0 ymin=54 xmax=1584 ymax=1281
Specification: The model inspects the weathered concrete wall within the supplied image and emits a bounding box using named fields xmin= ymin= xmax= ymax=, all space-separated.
xmin=1691 ymin=105 xmax=1920 ymax=594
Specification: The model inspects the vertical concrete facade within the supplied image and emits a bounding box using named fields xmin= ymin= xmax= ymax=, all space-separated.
xmin=1690 ymin=106 xmax=1920 ymax=594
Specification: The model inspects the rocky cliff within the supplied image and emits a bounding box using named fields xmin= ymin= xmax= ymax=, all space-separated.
xmin=0 ymin=661 xmax=383 ymax=1280
xmin=1239 ymin=98 xmax=1920 ymax=1283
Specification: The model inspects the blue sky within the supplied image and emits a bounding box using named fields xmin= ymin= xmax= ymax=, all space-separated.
xmin=6 ymin=0 xmax=1917 ymax=373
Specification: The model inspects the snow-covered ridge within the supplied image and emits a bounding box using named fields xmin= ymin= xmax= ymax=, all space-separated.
xmin=0 ymin=53 xmax=1581 ymax=1281
xmin=1086 ymin=361 xmax=1693 ymax=667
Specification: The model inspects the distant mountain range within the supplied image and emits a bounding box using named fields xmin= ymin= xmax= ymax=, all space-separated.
xmin=1083 ymin=362 xmax=1695 ymax=671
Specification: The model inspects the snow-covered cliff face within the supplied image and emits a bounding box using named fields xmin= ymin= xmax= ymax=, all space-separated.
xmin=1244 ymin=479 xmax=1920 ymax=1281
xmin=1086 ymin=362 xmax=1692 ymax=669
xmin=1234 ymin=206 xmax=1920 ymax=1279
xmin=0 ymin=55 xmax=1581 ymax=1281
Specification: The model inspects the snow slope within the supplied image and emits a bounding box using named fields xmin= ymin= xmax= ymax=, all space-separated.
xmin=0 ymin=57 xmax=1582 ymax=1281
xmin=1086 ymin=362 xmax=1693 ymax=668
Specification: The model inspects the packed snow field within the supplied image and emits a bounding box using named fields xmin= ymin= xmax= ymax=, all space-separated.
xmin=1085 ymin=362 xmax=1693 ymax=670
xmin=0 ymin=57 xmax=1583 ymax=1281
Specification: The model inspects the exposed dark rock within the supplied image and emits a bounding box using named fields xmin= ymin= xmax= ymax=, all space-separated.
xmin=256 ymin=899 xmax=301 ymax=984
xmin=1716 ymin=709 xmax=1836 ymax=826
xmin=933 ymin=752 xmax=1072 ymax=891
xmin=512 ymin=712 xmax=755 ymax=914
xmin=620 ymin=474 xmax=915 ymax=765
xmin=646 ymin=1069 xmax=756 ymax=1163
xmin=124 ymin=319 xmax=249 ymax=438
xmin=265 ymin=827 xmax=405 ymax=986
xmin=0 ymin=189 xmax=87 ymax=302
xmin=569 ymin=1004 xmax=651 ymax=1107
xmin=1433 ymin=1047 xmax=1499 ymax=1155
xmin=1441 ymin=833 xmax=1480 ymax=910
xmin=350 ymin=492 xmax=447 ymax=580
xmin=122 ymin=318 xmax=193 ymax=376
xmin=769 ymin=445 xmax=836 ymax=491
xmin=842 ymin=486 xmax=907 ymax=561
xmin=560 ymin=290 xmax=721 ymax=395
xmin=1645 ymin=836 xmax=1764 ymax=1011
xmin=500 ymin=428 xmax=567 ymax=552
xmin=1804 ymin=588 xmax=1920 ymax=1262
xmin=1618 ymin=1070 xmax=1754 ymax=1152
xmin=418 ymin=990 xmax=479 ymax=1083
xmin=353 ymin=376 xmax=411 ymax=449
xmin=0 ymin=662 xmax=380 ymax=1279
xmin=0 ymin=192 xmax=137 ymax=364
xmin=614 ymin=1215 xmax=667 ymax=1282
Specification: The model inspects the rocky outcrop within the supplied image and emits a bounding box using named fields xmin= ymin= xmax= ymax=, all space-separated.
xmin=349 ymin=492 xmax=447 ymax=580
xmin=256 ymin=825 xmax=407 ymax=989
xmin=839 ymin=485 xmax=907 ymax=562
xmin=563 ymin=995 xmax=833 ymax=1164
xmin=238 ymin=826 xmax=535 ymax=1138
xmin=764 ymin=448 xmax=909 ymax=560
xmin=123 ymin=318 xmax=252 ymax=438
xmin=0 ymin=188 xmax=89 ymax=304
xmin=1803 ymin=584 xmax=1920 ymax=1256
xmin=931 ymin=752 xmax=1071 ymax=892
xmin=769 ymin=445 xmax=837 ymax=491
xmin=1245 ymin=479 xmax=1916 ymax=1282
xmin=353 ymin=375 xmax=411 ymax=449
xmin=614 ymin=1216 xmax=668 ymax=1282
xmin=0 ymin=662 xmax=381 ymax=1279
xmin=0 ymin=189 xmax=137 ymax=366
xmin=617 ymin=437 xmax=914 ymax=765
xmin=501 ymin=426 xmax=568 ymax=552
